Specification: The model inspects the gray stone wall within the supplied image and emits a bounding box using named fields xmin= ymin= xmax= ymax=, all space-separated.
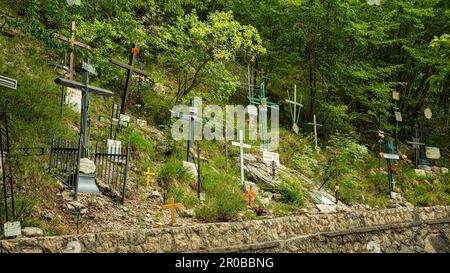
xmin=1 ymin=206 xmax=449 ymax=253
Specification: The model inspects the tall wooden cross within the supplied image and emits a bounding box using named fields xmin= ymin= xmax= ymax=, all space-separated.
xmin=232 ymin=130 xmax=252 ymax=189
xmin=55 ymin=21 xmax=92 ymax=81
xmin=144 ymin=168 xmax=156 ymax=191
xmin=109 ymin=44 xmax=149 ymax=114
xmin=248 ymin=81 xmax=277 ymax=151
xmin=163 ymin=197 xmax=183 ymax=225
xmin=379 ymin=140 xmax=407 ymax=199
xmin=189 ymin=143 xmax=208 ymax=201
xmin=172 ymin=99 xmax=202 ymax=162
xmin=407 ymin=124 xmax=425 ymax=169
xmin=285 ymin=84 xmax=303 ymax=134
xmin=246 ymin=185 xmax=256 ymax=206
xmin=307 ymin=114 xmax=323 ymax=152
xmin=54 ymin=59 xmax=113 ymax=158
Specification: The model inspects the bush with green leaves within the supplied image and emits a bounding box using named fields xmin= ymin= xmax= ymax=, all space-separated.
xmin=157 ymin=158 xmax=193 ymax=189
xmin=275 ymin=177 xmax=307 ymax=207
xmin=195 ymin=168 xmax=245 ymax=222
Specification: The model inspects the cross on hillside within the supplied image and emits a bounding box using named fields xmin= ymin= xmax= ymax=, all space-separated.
xmin=379 ymin=140 xmax=407 ymax=199
xmin=55 ymin=21 xmax=92 ymax=81
xmin=99 ymin=102 xmax=120 ymax=140
xmin=109 ymin=44 xmax=149 ymax=114
xmin=163 ymin=197 xmax=183 ymax=225
xmin=54 ymin=59 xmax=113 ymax=158
xmin=307 ymin=114 xmax=323 ymax=152
xmin=248 ymin=81 xmax=278 ymax=151
xmin=285 ymin=84 xmax=303 ymax=134
xmin=407 ymin=124 xmax=425 ymax=169
xmin=144 ymin=168 xmax=156 ymax=191
xmin=189 ymin=144 xmax=208 ymax=201
xmin=232 ymin=130 xmax=252 ymax=189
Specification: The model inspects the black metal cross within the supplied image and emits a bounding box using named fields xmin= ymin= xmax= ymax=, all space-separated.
xmin=55 ymin=58 xmax=114 ymax=158
xmin=407 ymin=124 xmax=425 ymax=169
xmin=189 ymin=143 xmax=208 ymax=201
xmin=109 ymin=44 xmax=149 ymax=114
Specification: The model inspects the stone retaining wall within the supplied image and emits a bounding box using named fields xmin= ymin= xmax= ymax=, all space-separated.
xmin=1 ymin=206 xmax=449 ymax=253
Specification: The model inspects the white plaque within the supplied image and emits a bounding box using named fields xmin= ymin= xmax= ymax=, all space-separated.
xmin=4 ymin=221 xmax=21 ymax=238
xmin=425 ymin=147 xmax=440 ymax=159
xmin=247 ymin=105 xmax=258 ymax=116
xmin=107 ymin=139 xmax=122 ymax=154
xmin=263 ymin=151 xmax=280 ymax=165
xmin=200 ymin=192 xmax=206 ymax=202
xmin=382 ymin=153 xmax=400 ymax=160
xmin=394 ymin=112 xmax=402 ymax=122
xmin=424 ymin=108 xmax=432 ymax=120
xmin=189 ymin=107 xmax=198 ymax=114
xmin=137 ymin=119 xmax=147 ymax=127
xmin=65 ymin=87 xmax=82 ymax=113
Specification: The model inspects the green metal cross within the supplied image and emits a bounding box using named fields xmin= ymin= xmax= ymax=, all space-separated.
xmin=247 ymin=81 xmax=277 ymax=151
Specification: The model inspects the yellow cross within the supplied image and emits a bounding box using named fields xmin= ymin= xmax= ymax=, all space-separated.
xmin=246 ymin=185 xmax=257 ymax=206
xmin=163 ymin=197 xmax=183 ymax=225
xmin=144 ymin=168 xmax=156 ymax=189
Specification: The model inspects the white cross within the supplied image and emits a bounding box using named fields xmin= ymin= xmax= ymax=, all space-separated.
xmin=285 ymin=84 xmax=303 ymax=134
xmin=307 ymin=114 xmax=323 ymax=152
xmin=232 ymin=130 xmax=252 ymax=187
xmin=171 ymin=106 xmax=202 ymax=162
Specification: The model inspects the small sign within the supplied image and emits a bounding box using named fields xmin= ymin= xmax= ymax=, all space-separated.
xmin=0 ymin=75 xmax=18 ymax=90
xmin=247 ymin=105 xmax=258 ymax=116
xmin=107 ymin=139 xmax=122 ymax=154
xmin=4 ymin=221 xmax=21 ymax=238
xmin=189 ymin=107 xmax=198 ymax=114
xmin=392 ymin=91 xmax=400 ymax=101
xmin=424 ymin=108 xmax=432 ymax=120
xmin=425 ymin=147 xmax=440 ymax=159
xmin=120 ymin=114 xmax=130 ymax=127
xmin=200 ymin=192 xmax=206 ymax=202
xmin=263 ymin=151 xmax=280 ymax=165
xmin=82 ymin=62 xmax=96 ymax=75
xmin=382 ymin=153 xmax=400 ymax=160
xmin=394 ymin=111 xmax=402 ymax=122
xmin=292 ymin=123 xmax=299 ymax=134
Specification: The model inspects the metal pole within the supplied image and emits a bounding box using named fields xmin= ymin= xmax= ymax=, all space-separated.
xmin=239 ymin=130 xmax=245 ymax=189
xmin=187 ymin=98 xmax=195 ymax=162
xmin=121 ymin=144 xmax=130 ymax=204
xmin=3 ymin=103 xmax=15 ymax=220
xmin=0 ymin=128 xmax=8 ymax=222
xmin=313 ymin=114 xmax=318 ymax=150
xmin=197 ymin=144 xmax=201 ymax=200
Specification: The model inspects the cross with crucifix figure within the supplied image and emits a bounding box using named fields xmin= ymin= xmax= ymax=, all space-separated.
xmin=231 ymin=130 xmax=252 ymax=189
xmin=246 ymin=185 xmax=257 ymax=206
xmin=163 ymin=197 xmax=183 ymax=225
xmin=144 ymin=168 xmax=156 ymax=191
xmin=307 ymin=114 xmax=323 ymax=152
xmin=55 ymin=21 xmax=92 ymax=81
xmin=54 ymin=58 xmax=113 ymax=158
xmin=379 ymin=140 xmax=407 ymax=199
xmin=189 ymin=143 xmax=208 ymax=202
xmin=99 ymin=102 xmax=120 ymax=140
xmin=109 ymin=44 xmax=149 ymax=114
xmin=172 ymin=99 xmax=202 ymax=162
xmin=407 ymin=124 xmax=425 ymax=169
xmin=285 ymin=84 xmax=303 ymax=134
xmin=248 ymin=81 xmax=277 ymax=151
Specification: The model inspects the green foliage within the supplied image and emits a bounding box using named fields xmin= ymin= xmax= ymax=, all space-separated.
xmin=157 ymin=158 xmax=193 ymax=188
xmin=195 ymin=168 xmax=246 ymax=222
xmin=276 ymin=177 xmax=307 ymax=207
xmin=166 ymin=187 xmax=198 ymax=208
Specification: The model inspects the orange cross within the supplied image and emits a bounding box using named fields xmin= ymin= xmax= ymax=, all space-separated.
xmin=163 ymin=197 xmax=183 ymax=225
xmin=246 ymin=185 xmax=257 ymax=206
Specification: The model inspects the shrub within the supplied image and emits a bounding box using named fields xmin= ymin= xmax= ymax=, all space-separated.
xmin=276 ymin=177 xmax=307 ymax=207
xmin=158 ymin=158 xmax=193 ymax=188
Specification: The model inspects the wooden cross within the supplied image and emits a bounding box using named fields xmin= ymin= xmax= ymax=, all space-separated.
xmin=379 ymin=140 xmax=407 ymax=199
xmin=231 ymin=130 xmax=252 ymax=188
xmin=248 ymin=81 xmax=278 ymax=151
xmin=246 ymin=185 xmax=257 ymax=206
xmin=144 ymin=168 xmax=156 ymax=191
xmin=109 ymin=44 xmax=149 ymax=114
xmin=189 ymin=143 xmax=208 ymax=201
xmin=285 ymin=84 xmax=303 ymax=134
xmin=54 ymin=59 xmax=113 ymax=158
xmin=55 ymin=21 xmax=92 ymax=81
xmin=172 ymin=99 xmax=202 ymax=162
xmin=163 ymin=197 xmax=183 ymax=225
xmin=407 ymin=125 xmax=425 ymax=169
xmin=307 ymin=114 xmax=323 ymax=152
